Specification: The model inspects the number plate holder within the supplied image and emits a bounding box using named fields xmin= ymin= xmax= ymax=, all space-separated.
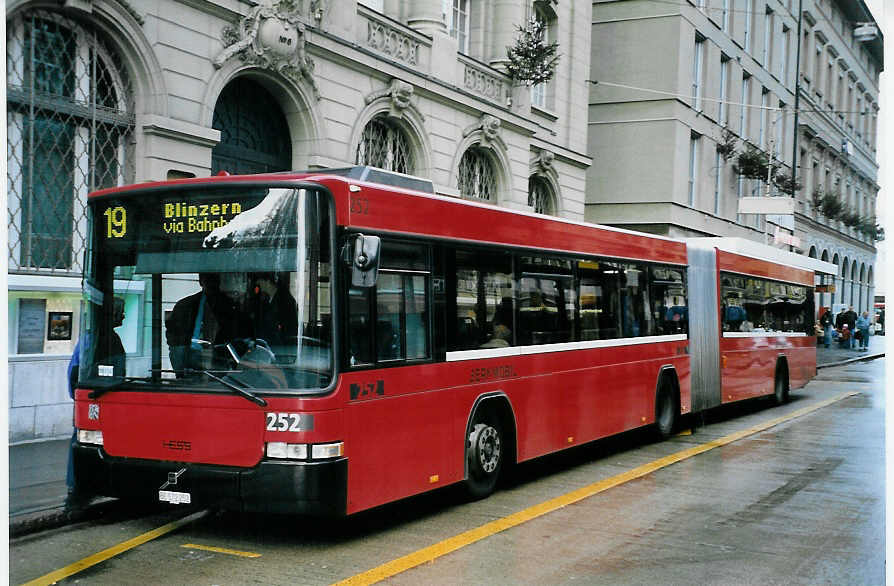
xmin=159 ymin=490 xmax=191 ymax=504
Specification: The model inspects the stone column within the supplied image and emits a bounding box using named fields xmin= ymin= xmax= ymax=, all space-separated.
xmin=489 ymin=0 xmax=525 ymax=70
xmin=407 ymin=0 xmax=446 ymax=36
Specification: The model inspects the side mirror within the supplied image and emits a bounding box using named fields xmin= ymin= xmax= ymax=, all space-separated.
xmin=348 ymin=234 xmax=381 ymax=287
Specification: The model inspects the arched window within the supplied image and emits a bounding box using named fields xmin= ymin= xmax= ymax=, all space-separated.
xmin=355 ymin=116 xmax=414 ymax=174
xmin=212 ymin=78 xmax=291 ymax=175
xmin=7 ymin=9 xmax=134 ymax=273
xmin=528 ymin=175 xmax=556 ymax=215
xmin=458 ymin=146 xmax=497 ymax=201
xmin=808 ymin=246 xmax=817 ymax=258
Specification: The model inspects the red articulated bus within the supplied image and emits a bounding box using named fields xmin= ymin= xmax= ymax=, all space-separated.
xmin=73 ymin=167 xmax=832 ymax=515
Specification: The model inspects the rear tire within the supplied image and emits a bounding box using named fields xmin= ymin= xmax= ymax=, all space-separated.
xmin=655 ymin=384 xmax=678 ymax=440
xmin=464 ymin=414 xmax=503 ymax=500
xmin=773 ymin=372 xmax=789 ymax=405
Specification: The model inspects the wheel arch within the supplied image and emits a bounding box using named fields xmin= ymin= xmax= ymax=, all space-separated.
xmin=464 ymin=392 xmax=518 ymax=480
xmin=654 ymin=365 xmax=681 ymax=418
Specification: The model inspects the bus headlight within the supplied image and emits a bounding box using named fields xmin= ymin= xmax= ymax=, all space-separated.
xmin=264 ymin=441 xmax=344 ymax=460
xmin=77 ymin=429 xmax=104 ymax=446
xmin=266 ymin=442 xmax=307 ymax=459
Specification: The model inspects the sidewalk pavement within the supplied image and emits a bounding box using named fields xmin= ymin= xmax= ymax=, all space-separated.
xmin=9 ymin=334 xmax=886 ymax=536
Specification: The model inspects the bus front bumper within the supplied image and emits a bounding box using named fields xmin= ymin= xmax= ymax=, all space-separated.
xmin=73 ymin=445 xmax=347 ymax=516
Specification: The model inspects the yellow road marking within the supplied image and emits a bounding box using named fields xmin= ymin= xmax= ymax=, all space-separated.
xmin=181 ymin=543 xmax=262 ymax=558
xmin=334 ymin=391 xmax=858 ymax=586
xmin=21 ymin=510 xmax=208 ymax=586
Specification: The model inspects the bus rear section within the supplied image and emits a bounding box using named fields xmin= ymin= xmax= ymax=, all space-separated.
xmin=687 ymin=238 xmax=837 ymax=411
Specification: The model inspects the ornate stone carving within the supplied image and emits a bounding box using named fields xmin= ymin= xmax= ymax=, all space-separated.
xmin=365 ymin=79 xmax=421 ymax=120
xmin=214 ymin=0 xmax=319 ymax=99
xmin=366 ymin=18 xmax=421 ymax=66
xmin=533 ymin=149 xmax=555 ymax=174
xmin=463 ymin=114 xmax=503 ymax=148
xmin=463 ymin=63 xmax=507 ymax=104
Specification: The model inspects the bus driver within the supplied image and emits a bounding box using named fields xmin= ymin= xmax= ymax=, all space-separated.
xmin=165 ymin=272 xmax=252 ymax=375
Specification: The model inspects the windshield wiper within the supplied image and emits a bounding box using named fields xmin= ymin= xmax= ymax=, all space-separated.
xmin=202 ymin=370 xmax=268 ymax=406
xmin=88 ymin=377 xmax=152 ymax=399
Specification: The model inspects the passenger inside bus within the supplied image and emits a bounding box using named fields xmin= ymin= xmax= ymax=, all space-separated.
xmin=91 ymin=297 xmax=126 ymax=377
xmin=248 ymin=272 xmax=299 ymax=352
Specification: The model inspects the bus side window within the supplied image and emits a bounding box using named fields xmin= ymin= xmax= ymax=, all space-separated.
xmin=517 ymin=256 xmax=573 ymax=345
xmin=348 ymin=286 xmax=373 ymax=366
xmin=449 ymin=249 xmax=514 ymax=350
xmin=375 ymin=240 xmax=431 ymax=363
xmin=650 ymin=266 xmax=687 ymax=335
xmin=577 ymin=260 xmax=620 ymax=340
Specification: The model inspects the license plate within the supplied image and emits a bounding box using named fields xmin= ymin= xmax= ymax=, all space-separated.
xmin=159 ymin=490 xmax=191 ymax=504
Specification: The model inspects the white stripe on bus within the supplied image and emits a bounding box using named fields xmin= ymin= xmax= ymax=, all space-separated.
xmin=722 ymin=331 xmax=807 ymax=338
xmin=445 ymin=334 xmax=688 ymax=362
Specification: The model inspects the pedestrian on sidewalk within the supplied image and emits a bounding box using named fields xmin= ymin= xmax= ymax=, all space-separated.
xmin=65 ymin=339 xmax=89 ymax=512
xmin=856 ymin=310 xmax=872 ymax=351
xmin=819 ymin=307 xmax=833 ymax=348
xmin=66 ymin=297 xmax=126 ymax=512
xmin=838 ymin=324 xmax=852 ymax=348
xmin=840 ymin=306 xmax=858 ymax=349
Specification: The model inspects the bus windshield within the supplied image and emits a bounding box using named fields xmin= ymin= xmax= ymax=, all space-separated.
xmin=80 ymin=185 xmax=333 ymax=395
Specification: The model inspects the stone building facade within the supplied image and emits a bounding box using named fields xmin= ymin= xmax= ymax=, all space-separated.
xmin=6 ymin=0 xmax=592 ymax=442
xmin=588 ymin=0 xmax=882 ymax=314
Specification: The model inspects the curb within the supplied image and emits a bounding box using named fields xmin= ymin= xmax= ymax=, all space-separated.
xmin=817 ymin=352 xmax=885 ymax=370
xmin=9 ymin=498 xmax=118 ymax=539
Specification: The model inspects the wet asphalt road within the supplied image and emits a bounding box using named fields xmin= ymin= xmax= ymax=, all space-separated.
xmin=10 ymin=358 xmax=885 ymax=585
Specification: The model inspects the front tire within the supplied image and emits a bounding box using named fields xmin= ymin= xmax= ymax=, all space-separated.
xmin=464 ymin=416 xmax=503 ymax=499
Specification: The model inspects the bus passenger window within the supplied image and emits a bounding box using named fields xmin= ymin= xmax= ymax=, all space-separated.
xmin=348 ymin=287 xmax=373 ymax=365
xmin=372 ymin=240 xmax=431 ymax=363
xmin=517 ymin=256 xmax=573 ymax=345
xmin=577 ymin=260 xmax=621 ymax=340
xmin=619 ymin=263 xmax=647 ymax=338
xmin=449 ymin=249 xmax=513 ymax=350
xmin=650 ymin=266 xmax=687 ymax=335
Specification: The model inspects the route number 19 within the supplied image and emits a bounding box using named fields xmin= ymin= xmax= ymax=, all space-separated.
xmin=104 ymin=206 xmax=127 ymax=238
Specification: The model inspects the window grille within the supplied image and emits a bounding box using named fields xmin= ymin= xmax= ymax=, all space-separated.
xmin=7 ymin=9 xmax=134 ymax=274
xmin=458 ymin=147 xmax=496 ymax=202
xmin=528 ymin=176 xmax=555 ymax=215
xmin=355 ymin=116 xmax=414 ymax=174
xmin=211 ymin=78 xmax=292 ymax=175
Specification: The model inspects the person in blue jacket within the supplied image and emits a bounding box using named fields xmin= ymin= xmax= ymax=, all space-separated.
xmin=66 ymin=297 xmax=125 ymax=511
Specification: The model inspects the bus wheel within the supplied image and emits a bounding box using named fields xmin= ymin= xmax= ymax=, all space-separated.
xmin=465 ymin=417 xmax=503 ymax=499
xmin=773 ymin=372 xmax=789 ymax=405
xmin=655 ymin=385 xmax=677 ymax=440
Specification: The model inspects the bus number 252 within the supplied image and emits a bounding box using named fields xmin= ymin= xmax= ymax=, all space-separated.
xmin=265 ymin=412 xmax=311 ymax=432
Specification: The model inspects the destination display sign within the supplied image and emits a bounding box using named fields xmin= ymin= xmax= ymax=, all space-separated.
xmin=95 ymin=190 xmax=266 ymax=249
xmin=98 ymin=193 xmax=259 ymax=245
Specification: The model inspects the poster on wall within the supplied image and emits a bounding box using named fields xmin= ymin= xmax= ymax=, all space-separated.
xmin=48 ymin=311 xmax=74 ymax=340
xmin=18 ymin=299 xmax=46 ymax=354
